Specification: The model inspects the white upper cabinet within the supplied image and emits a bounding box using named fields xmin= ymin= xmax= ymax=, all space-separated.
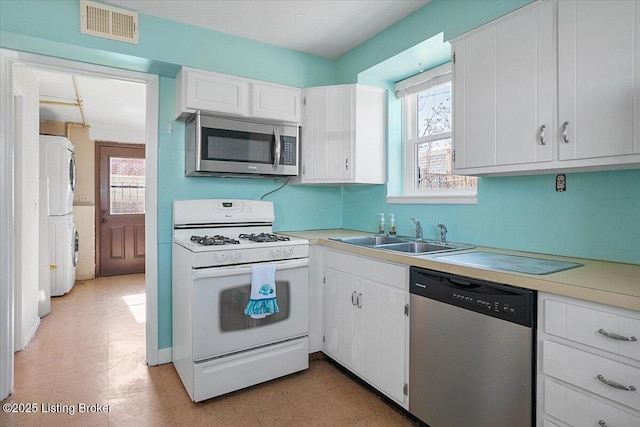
xmin=298 ymin=84 xmax=386 ymax=184
xmin=452 ymin=0 xmax=640 ymax=176
xmin=453 ymin=0 xmax=555 ymax=171
xmin=251 ymin=82 xmax=301 ymax=123
xmin=175 ymin=67 xmax=301 ymax=123
xmin=558 ymin=0 xmax=640 ymax=162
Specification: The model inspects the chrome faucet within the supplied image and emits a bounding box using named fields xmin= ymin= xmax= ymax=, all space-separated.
xmin=410 ymin=217 xmax=423 ymax=241
xmin=437 ymin=222 xmax=448 ymax=245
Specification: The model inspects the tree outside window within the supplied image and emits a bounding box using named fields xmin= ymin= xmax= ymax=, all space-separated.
xmin=402 ymin=67 xmax=477 ymax=200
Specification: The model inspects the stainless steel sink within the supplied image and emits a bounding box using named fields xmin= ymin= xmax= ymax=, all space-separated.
xmin=331 ymin=235 xmax=473 ymax=255
xmin=332 ymin=236 xmax=407 ymax=246
xmin=377 ymin=241 xmax=458 ymax=254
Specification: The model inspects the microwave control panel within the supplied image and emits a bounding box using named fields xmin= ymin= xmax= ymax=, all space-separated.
xmin=281 ymin=137 xmax=297 ymax=166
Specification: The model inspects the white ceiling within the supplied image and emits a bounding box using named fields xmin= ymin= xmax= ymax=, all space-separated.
xmin=106 ymin=0 xmax=430 ymax=59
xmin=36 ymin=69 xmax=147 ymax=144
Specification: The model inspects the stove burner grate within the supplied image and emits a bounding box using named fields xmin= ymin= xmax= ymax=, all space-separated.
xmin=190 ymin=235 xmax=240 ymax=246
xmin=238 ymin=233 xmax=291 ymax=243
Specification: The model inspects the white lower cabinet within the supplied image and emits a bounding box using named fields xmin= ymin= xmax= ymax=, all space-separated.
xmin=323 ymin=249 xmax=409 ymax=408
xmin=538 ymin=293 xmax=640 ymax=426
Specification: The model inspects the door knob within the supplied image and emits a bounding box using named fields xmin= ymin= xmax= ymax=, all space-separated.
xmin=101 ymin=218 xmax=108 ymax=223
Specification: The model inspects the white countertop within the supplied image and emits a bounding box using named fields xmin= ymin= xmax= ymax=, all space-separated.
xmin=280 ymin=229 xmax=640 ymax=311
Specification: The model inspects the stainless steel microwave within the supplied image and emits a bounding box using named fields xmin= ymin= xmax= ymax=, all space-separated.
xmin=185 ymin=112 xmax=299 ymax=177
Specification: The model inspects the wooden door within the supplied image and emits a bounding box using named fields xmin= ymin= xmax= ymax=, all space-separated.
xmin=96 ymin=143 xmax=145 ymax=276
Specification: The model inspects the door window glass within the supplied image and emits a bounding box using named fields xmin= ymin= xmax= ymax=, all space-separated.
xmin=110 ymin=157 xmax=145 ymax=214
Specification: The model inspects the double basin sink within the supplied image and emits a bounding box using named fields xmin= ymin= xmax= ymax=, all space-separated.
xmin=330 ymin=235 xmax=474 ymax=255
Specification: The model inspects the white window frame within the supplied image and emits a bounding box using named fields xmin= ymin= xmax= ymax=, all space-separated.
xmin=387 ymin=63 xmax=477 ymax=205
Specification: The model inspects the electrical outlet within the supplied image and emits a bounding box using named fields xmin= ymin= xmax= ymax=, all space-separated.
xmin=79 ymin=195 xmax=89 ymax=202
xmin=555 ymin=174 xmax=566 ymax=192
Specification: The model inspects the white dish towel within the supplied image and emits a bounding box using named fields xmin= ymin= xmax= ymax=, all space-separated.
xmin=244 ymin=264 xmax=279 ymax=319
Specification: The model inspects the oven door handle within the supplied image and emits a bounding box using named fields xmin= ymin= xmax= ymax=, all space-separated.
xmin=192 ymin=258 xmax=309 ymax=279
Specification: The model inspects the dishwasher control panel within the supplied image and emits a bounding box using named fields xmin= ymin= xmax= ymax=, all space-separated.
xmin=452 ymin=292 xmax=519 ymax=316
xmin=410 ymin=267 xmax=535 ymax=327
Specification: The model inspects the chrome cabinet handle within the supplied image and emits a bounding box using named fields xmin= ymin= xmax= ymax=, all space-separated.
xmin=538 ymin=124 xmax=546 ymax=145
xmin=345 ymin=158 xmax=349 ymax=171
xmin=357 ymin=293 xmax=362 ymax=308
xmin=273 ymin=127 xmax=282 ymax=169
xmin=351 ymin=291 xmax=357 ymax=306
xmin=598 ymin=420 xmax=607 ymax=427
xmin=598 ymin=328 xmax=637 ymax=342
xmin=596 ymin=374 xmax=636 ymax=391
xmin=561 ymin=121 xmax=569 ymax=144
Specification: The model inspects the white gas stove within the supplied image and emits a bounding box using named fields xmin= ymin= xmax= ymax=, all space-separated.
xmin=172 ymin=199 xmax=310 ymax=402
xmin=173 ymin=199 xmax=308 ymax=268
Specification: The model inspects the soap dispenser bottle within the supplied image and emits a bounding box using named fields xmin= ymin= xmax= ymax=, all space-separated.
xmin=389 ymin=214 xmax=397 ymax=236
xmin=378 ymin=213 xmax=385 ymax=234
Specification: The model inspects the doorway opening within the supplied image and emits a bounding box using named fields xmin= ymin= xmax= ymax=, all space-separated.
xmin=1 ymin=48 xmax=160 ymax=401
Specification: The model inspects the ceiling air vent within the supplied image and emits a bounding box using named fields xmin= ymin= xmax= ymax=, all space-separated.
xmin=80 ymin=0 xmax=139 ymax=44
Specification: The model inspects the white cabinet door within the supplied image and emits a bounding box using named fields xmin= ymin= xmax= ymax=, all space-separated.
xmin=453 ymin=0 xmax=554 ymax=171
xmin=301 ymin=86 xmax=351 ymax=182
xmin=176 ymin=67 xmax=248 ymax=120
xmin=338 ymin=272 xmax=362 ymax=372
xmin=323 ymin=268 xmax=362 ymax=370
xmin=323 ymin=250 xmax=409 ymax=407
xmin=558 ymin=0 xmax=640 ymax=161
xmin=251 ymin=82 xmax=301 ymax=123
xmin=361 ymin=280 xmax=407 ymax=404
xmin=300 ymin=84 xmax=385 ymax=184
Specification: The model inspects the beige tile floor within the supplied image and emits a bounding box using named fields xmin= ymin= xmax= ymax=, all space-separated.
xmin=1 ymin=274 xmax=416 ymax=426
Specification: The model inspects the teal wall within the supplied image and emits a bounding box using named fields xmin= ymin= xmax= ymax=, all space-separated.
xmin=2 ymin=0 xmax=638 ymax=352
xmin=342 ymin=170 xmax=640 ymax=264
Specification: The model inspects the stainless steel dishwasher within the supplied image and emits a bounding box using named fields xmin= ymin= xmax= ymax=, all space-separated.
xmin=409 ymin=267 xmax=536 ymax=427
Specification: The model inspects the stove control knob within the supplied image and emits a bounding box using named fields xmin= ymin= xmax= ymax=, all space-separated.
xmin=231 ymin=251 xmax=241 ymax=262
xmin=271 ymin=248 xmax=282 ymax=258
xmin=214 ymin=252 xmax=226 ymax=263
xmin=284 ymin=247 xmax=293 ymax=256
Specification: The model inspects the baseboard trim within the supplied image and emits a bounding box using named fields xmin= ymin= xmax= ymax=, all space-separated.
xmin=156 ymin=347 xmax=172 ymax=365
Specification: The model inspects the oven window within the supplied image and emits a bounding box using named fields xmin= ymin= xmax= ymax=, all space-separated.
xmin=203 ymin=128 xmax=274 ymax=164
xmin=219 ymin=281 xmax=290 ymax=331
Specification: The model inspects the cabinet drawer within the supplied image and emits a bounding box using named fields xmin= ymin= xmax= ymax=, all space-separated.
xmin=544 ymin=379 xmax=640 ymax=427
xmin=544 ymin=297 xmax=640 ymax=361
xmin=325 ymin=250 xmax=407 ymax=290
xmin=543 ymin=341 xmax=640 ymax=410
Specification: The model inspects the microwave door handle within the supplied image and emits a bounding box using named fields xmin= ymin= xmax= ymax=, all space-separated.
xmin=273 ymin=127 xmax=281 ymax=169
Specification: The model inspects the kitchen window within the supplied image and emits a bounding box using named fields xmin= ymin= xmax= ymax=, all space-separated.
xmin=390 ymin=63 xmax=477 ymax=204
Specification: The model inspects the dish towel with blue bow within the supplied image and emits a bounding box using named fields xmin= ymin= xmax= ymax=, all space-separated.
xmin=244 ymin=264 xmax=279 ymax=319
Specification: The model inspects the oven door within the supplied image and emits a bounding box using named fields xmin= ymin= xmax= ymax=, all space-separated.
xmin=191 ymin=258 xmax=308 ymax=362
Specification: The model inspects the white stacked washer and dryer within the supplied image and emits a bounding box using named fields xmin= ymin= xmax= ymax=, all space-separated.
xmin=40 ymin=135 xmax=79 ymax=301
